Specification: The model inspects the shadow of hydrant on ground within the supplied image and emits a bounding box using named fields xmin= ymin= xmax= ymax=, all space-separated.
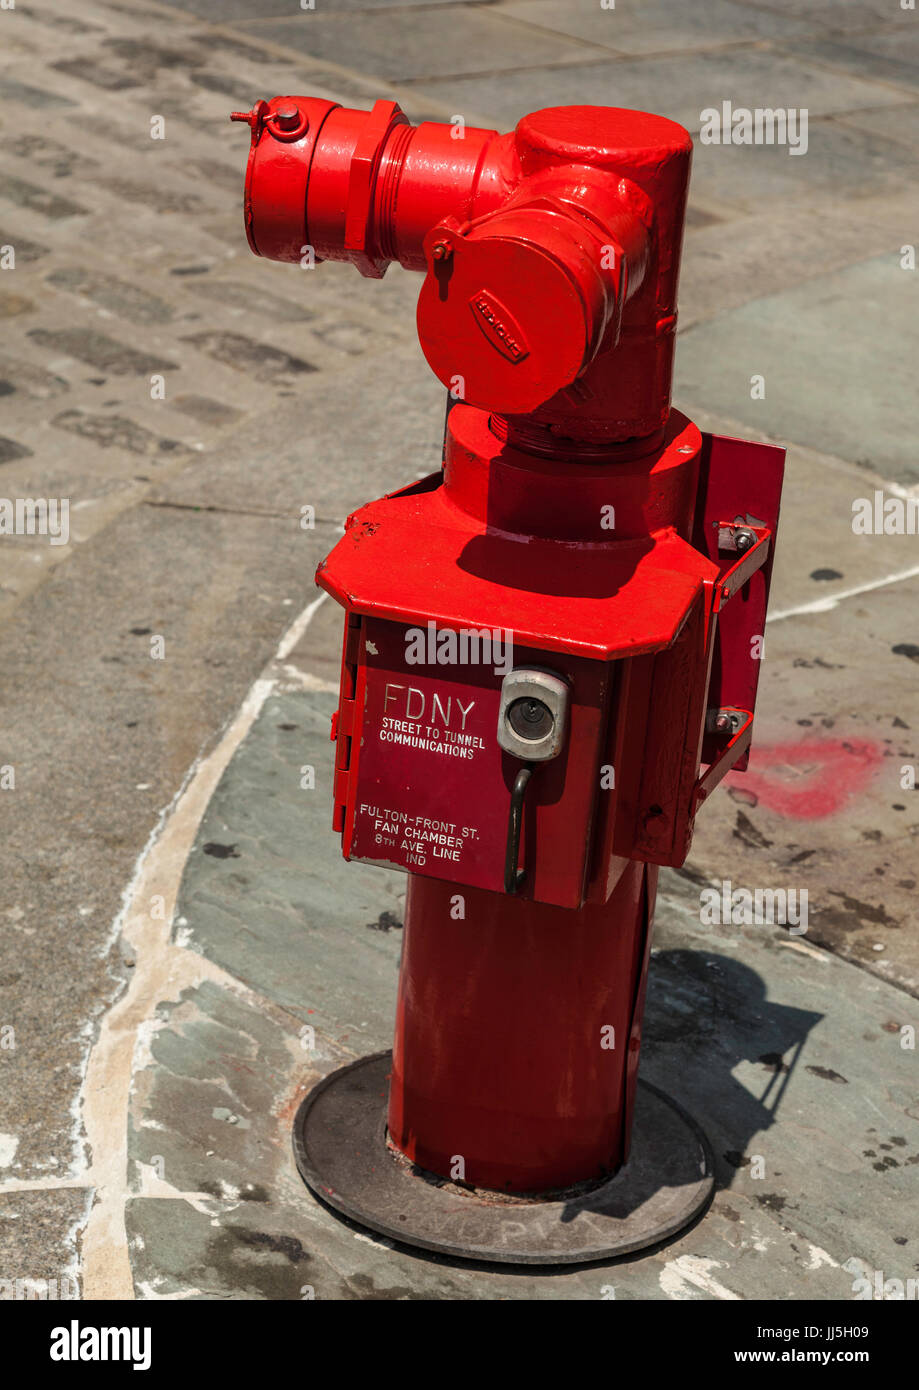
xmin=642 ymin=948 xmax=824 ymax=1189
xmin=545 ymin=949 xmax=823 ymax=1239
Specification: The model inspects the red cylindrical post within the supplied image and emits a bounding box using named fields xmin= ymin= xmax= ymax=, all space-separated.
xmin=388 ymin=862 xmax=656 ymax=1192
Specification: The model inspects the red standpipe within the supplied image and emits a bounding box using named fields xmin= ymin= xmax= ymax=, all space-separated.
xmin=233 ymin=96 xmax=784 ymax=1202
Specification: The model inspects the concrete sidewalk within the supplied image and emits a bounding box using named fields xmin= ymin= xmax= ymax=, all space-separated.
xmin=0 ymin=0 xmax=916 ymax=1299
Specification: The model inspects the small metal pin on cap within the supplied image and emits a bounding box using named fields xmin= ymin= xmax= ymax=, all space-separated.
xmin=274 ymin=104 xmax=304 ymax=132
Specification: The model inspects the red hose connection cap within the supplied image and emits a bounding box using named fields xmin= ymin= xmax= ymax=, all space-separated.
xmin=231 ymin=96 xmax=340 ymax=262
xmin=416 ymin=199 xmax=621 ymax=415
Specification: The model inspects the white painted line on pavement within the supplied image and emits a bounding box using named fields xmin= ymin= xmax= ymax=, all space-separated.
xmin=767 ymin=565 xmax=919 ymax=623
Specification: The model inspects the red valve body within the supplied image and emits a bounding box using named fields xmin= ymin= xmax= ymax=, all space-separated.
xmin=238 ymin=96 xmax=691 ymax=437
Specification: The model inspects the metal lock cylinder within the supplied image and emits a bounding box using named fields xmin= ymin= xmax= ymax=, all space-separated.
xmin=496 ymin=668 xmax=569 ymax=762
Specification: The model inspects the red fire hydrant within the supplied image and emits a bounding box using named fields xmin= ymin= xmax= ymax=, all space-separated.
xmin=233 ymin=97 xmax=785 ymax=1263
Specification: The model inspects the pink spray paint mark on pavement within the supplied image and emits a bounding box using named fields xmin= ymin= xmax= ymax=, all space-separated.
xmin=727 ymin=738 xmax=885 ymax=819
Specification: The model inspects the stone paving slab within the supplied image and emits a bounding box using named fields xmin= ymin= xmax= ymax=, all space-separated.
xmin=736 ymin=0 xmax=914 ymax=21
xmin=149 ymin=332 xmax=446 ymax=520
xmin=835 ymin=103 xmax=919 ymax=147
xmin=790 ymin=29 xmax=919 ymax=95
xmin=677 ymin=191 xmax=916 ymax=330
xmin=688 ymin=119 xmax=916 ymax=212
xmin=170 ymin=690 xmax=402 ymax=1053
xmin=234 ymin=7 xmax=600 ymax=84
xmin=495 ymin=0 xmax=828 ymax=55
xmin=155 ymin=0 xmax=460 ymax=18
xmin=675 ymin=254 xmax=919 ymax=485
xmin=0 ymin=1191 xmax=87 ymax=1301
xmin=408 ymin=44 xmax=911 ymax=132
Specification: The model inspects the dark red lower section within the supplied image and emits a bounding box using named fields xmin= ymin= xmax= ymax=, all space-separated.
xmin=387 ymin=861 xmax=659 ymax=1193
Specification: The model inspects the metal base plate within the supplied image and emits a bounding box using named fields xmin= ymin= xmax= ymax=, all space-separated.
xmin=292 ymin=1051 xmax=714 ymax=1265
